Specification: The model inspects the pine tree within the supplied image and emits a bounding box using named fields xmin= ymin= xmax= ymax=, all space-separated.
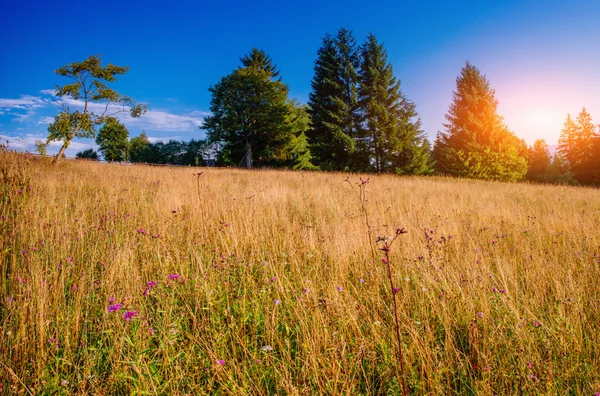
xmin=307 ymin=28 xmax=360 ymax=171
xmin=203 ymin=51 xmax=291 ymax=168
xmin=357 ymin=34 xmax=431 ymax=174
xmin=433 ymin=62 xmax=527 ymax=181
xmin=526 ymin=139 xmax=551 ymax=181
xmin=240 ymin=48 xmax=280 ymax=78
xmin=558 ymin=108 xmax=600 ymax=185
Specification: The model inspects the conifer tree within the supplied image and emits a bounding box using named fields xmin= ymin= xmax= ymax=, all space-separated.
xmin=203 ymin=50 xmax=291 ymax=168
xmin=433 ymin=62 xmax=527 ymax=181
xmin=558 ymin=108 xmax=600 ymax=185
xmin=307 ymin=28 xmax=360 ymax=170
xmin=357 ymin=34 xmax=431 ymax=174
xmin=240 ymin=48 xmax=280 ymax=78
xmin=526 ymin=139 xmax=551 ymax=181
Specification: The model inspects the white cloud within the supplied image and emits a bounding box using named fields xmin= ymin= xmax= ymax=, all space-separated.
xmin=38 ymin=116 xmax=55 ymax=125
xmin=59 ymin=97 xmax=206 ymax=132
xmin=0 ymin=94 xmax=53 ymax=123
xmin=0 ymin=134 xmax=97 ymax=158
xmin=40 ymin=89 xmax=57 ymax=96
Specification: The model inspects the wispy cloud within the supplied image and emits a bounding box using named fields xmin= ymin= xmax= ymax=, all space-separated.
xmin=0 ymin=134 xmax=97 ymax=157
xmin=59 ymin=97 xmax=207 ymax=132
xmin=0 ymin=94 xmax=53 ymax=123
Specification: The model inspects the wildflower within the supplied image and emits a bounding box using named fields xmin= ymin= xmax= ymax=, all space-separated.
xmin=274 ymin=299 xmax=281 ymax=305
xmin=381 ymin=258 xmax=388 ymax=264
xmin=168 ymin=274 xmax=180 ymax=280
xmin=477 ymin=312 xmax=483 ymax=318
xmin=108 ymin=303 xmax=122 ymax=312
xmin=123 ymin=310 xmax=138 ymax=321
xmin=149 ymin=328 xmax=155 ymax=335
xmin=532 ymin=320 xmax=541 ymax=328
xmin=108 ymin=297 xmax=116 ymax=303
xmin=143 ymin=281 xmax=158 ymax=296
xmin=500 ymin=289 xmax=506 ymax=294
xmin=359 ymin=278 xmax=364 ymax=283
xmin=303 ymin=288 xmax=310 ymax=294
xmin=216 ymin=359 xmax=225 ymax=365
xmin=336 ymin=286 xmax=343 ymax=291
xmin=393 ymin=287 xmax=400 ymax=294
xmin=271 ymin=277 xmax=277 ymax=282
xmin=261 ymin=345 xmax=273 ymax=351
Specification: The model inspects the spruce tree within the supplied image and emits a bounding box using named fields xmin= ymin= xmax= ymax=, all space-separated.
xmin=526 ymin=139 xmax=551 ymax=181
xmin=357 ymin=33 xmax=431 ymax=174
xmin=558 ymin=108 xmax=600 ymax=185
xmin=307 ymin=28 xmax=360 ymax=171
xmin=240 ymin=48 xmax=280 ymax=78
xmin=203 ymin=51 xmax=291 ymax=168
xmin=433 ymin=62 xmax=527 ymax=181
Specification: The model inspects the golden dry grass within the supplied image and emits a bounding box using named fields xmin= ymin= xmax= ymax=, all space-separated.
xmin=1 ymin=150 xmax=600 ymax=394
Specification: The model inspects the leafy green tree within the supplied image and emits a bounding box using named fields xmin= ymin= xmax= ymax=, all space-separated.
xmin=202 ymin=53 xmax=292 ymax=168
xmin=307 ymin=28 xmax=360 ymax=170
xmin=75 ymin=148 xmax=99 ymax=160
xmin=129 ymin=131 xmax=152 ymax=163
xmin=357 ymin=34 xmax=431 ymax=174
xmin=45 ymin=55 xmax=146 ymax=164
xmin=558 ymin=108 xmax=600 ymax=185
xmin=526 ymin=139 xmax=551 ymax=181
xmin=96 ymin=117 xmax=129 ymax=162
xmin=433 ymin=62 xmax=527 ymax=181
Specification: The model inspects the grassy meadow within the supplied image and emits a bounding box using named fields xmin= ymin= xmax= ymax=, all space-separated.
xmin=1 ymin=150 xmax=600 ymax=395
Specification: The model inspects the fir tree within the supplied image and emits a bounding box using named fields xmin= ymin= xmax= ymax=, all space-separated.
xmin=433 ymin=62 xmax=527 ymax=181
xmin=307 ymin=28 xmax=360 ymax=170
xmin=558 ymin=108 xmax=600 ymax=185
xmin=203 ymin=51 xmax=291 ymax=168
xmin=526 ymin=139 xmax=551 ymax=181
xmin=240 ymin=48 xmax=280 ymax=78
xmin=357 ymin=34 xmax=431 ymax=174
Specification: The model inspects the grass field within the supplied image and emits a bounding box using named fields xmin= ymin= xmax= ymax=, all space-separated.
xmin=2 ymin=150 xmax=600 ymax=395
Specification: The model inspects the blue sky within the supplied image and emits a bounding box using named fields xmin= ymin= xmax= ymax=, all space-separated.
xmin=1 ymin=0 xmax=599 ymax=156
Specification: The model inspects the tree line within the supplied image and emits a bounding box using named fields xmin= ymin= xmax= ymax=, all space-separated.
xmin=48 ymin=31 xmax=600 ymax=185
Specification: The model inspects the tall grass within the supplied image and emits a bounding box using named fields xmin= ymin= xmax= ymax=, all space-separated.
xmin=1 ymin=150 xmax=599 ymax=394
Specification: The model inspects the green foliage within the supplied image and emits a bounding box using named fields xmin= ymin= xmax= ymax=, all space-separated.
xmin=46 ymin=55 xmax=147 ymax=163
xmin=96 ymin=117 xmax=129 ymax=162
xmin=537 ymin=154 xmax=579 ymax=185
xmin=202 ymin=53 xmax=292 ymax=168
xmin=357 ymin=34 xmax=431 ymax=175
xmin=557 ymin=108 xmax=600 ymax=185
xmin=307 ymin=29 xmax=360 ymax=171
xmin=526 ymin=139 xmax=551 ymax=181
xmin=34 ymin=140 xmax=48 ymax=156
xmin=129 ymin=131 xmax=152 ymax=163
xmin=75 ymin=148 xmax=99 ymax=160
xmin=240 ymin=48 xmax=280 ymax=78
xmin=433 ymin=62 xmax=528 ymax=181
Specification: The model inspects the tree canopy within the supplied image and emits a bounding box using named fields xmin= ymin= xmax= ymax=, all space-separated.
xmin=45 ymin=55 xmax=147 ymax=163
xmin=96 ymin=117 xmax=129 ymax=162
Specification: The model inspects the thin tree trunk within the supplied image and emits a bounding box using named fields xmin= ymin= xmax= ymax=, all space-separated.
xmin=245 ymin=142 xmax=253 ymax=169
xmin=52 ymin=143 xmax=68 ymax=164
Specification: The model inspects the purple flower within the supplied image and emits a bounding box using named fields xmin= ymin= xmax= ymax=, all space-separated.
xmin=168 ymin=274 xmax=180 ymax=280
xmin=148 ymin=328 xmax=155 ymax=335
xmin=108 ymin=303 xmax=122 ymax=312
xmin=271 ymin=277 xmax=277 ymax=282
xmin=123 ymin=310 xmax=138 ymax=321
xmin=500 ymin=289 xmax=506 ymax=294
xmin=143 ymin=281 xmax=158 ymax=296
xmin=274 ymin=299 xmax=281 ymax=305
xmin=381 ymin=258 xmax=388 ymax=264
xmin=359 ymin=278 xmax=364 ymax=283
xmin=393 ymin=287 xmax=400 ymax=294
xmin=477 ymin=312 xmax=483 ymax=318
xmin=108 ymin=296 xmax=116 ymax=303
xmin=336 ymin=286 xmax=343 ymax=291
xmin=216 ymin=359 xmax=225 ymax=365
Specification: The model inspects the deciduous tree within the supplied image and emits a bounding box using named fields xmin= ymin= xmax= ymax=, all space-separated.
xmin=45 ymin=55 xmax=146 ymax=163
xmin=96 ymin=117 xmax=129 ymax=162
